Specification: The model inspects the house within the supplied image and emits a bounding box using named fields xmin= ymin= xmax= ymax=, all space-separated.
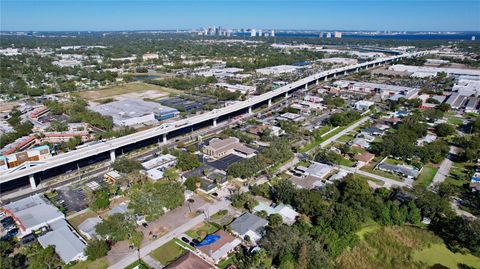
xmin=351 ymin=138 xmax=370 ymax=149
xmin=304 ymin=162 xmax=334 ymax=179
xmin=361 ymin=127 xmax=385 ymax=137
xmin=417 ymin=134 xmax=437 ymax=146
xmin=377 ymin=163 xmax=420 ymax=179
xmin=197 ymin=230 xmax=241 ymax=263
xmin=165 ymin=252 xmax=213 ymax=269
xmin=37 ymin=219 xmax=87 ymax=263
xmin=2 ymin=195 xmax=64 ymax=237
xmin=354 ymin=152 xmax=375 ymax=166
xmin=203 ymin=137 xmax=256 ymax=159
xmin=354 ymin=100 xmax=374 ymax=111
xmin=78 ymin=217 xmax=102 ymax=240
xmin=253 ymin=202 xmax=299 ymax=225
xmin=230 ymin=213 xmax=268 ymax=242
xmin=328 ymin=170 xmax=349 ymax=181
xmin=277 ymin=112 xmax=305 ymax=122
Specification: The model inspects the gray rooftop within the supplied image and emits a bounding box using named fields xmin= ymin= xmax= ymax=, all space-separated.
xmin=90 ymin=99 xmax=178 ymax=122
xmin=78 ymin=217 xmax=102 ymax=239
xmin=37 ymin=220 xmax=86 ymax=263
xmin=230 ymin=212 xmax=268 ymax=236
xmin=2 ymin=195 xmax=64 ymax=231
xmin=377 ymin=163 xmax=420 ymax=178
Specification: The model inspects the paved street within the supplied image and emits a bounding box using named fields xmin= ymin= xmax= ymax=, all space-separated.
xmin=319 ymin=116 xmax=370 ymax=149
xmin=107 ymin=199 xmax=230 ymax=269
xmin=339 ymin=165 xmax=408 ymax=188
xmin=429 ymin=146 xmax=458 ymax=189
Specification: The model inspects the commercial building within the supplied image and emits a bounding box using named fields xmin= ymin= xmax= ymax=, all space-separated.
xmin=256 ymin=65 xmax=299 ymax=75
xmin=1 ymin=195 xmax=64 ymax=236
xmin=42 ymin=131 xmax=90 ymax=143
xmin=0 ymin=135 xmax=36 ymax=155
xmin=277 ymin=112 xmax=305 ymax=122
xmin=214 ymin=83 xmax=256 ymax=95
xmin=142 ymin=53 xmax=159 ymax=61
xmin=203 ymin=137 xmax=256 ymax=159
xmin=334 ymin=80 xmax=419 ymax=101
xmin=334 ymin=32 xmax=342 ymax=38
xmin=319 ymin=57 xmax=357 ymax=65
xmin=193 ymin=67 xmax=243 ymax=78
xmin=1 ymin=145 xmax=51 ymax=172
xmin=90 ymin=99 xmax=179 ymax=127
xmin=389 ymin=64 xmax=480 ymax=78
xmin=453 ymin=78 xmax=480 ymax=96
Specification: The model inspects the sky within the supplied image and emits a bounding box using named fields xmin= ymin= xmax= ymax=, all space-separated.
xmin=1 ymin=0 xmax=479 ymax=32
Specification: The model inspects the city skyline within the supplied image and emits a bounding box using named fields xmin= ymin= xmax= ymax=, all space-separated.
xmin=1 ymin=0 xmax=479 ymax=32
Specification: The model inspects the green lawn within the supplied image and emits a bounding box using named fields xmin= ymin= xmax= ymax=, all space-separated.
xmin=67 ymin=258 xmax=109 ymax=269
xmin=185 ymin=222 xmax=218 ymax=241
xmin=217 ymin=256 xmax=235 ymax=269
xmin=414 ymin=164 xmax=438 ymax=188
xmin=124 ymin=260 xmax=150 ymax=269
xmin=299 ymin=126 xmax=345 ymax=153
xmin=447 ymin=117 xmax=464 ymax=126
xmin=149 ymin=240 xmax=186 ymax=265
xmin=68 ymin=210 xmax=98 ymax=230
xmin=339 ymin=158 xmax=355 ymax=167
xmin=353 ymin=174 xmax=385 ymax=186
xmin=413 ymin=243 xmax=480 ymax=269
xmin=355 ymin=221 xmax=381 ymax=240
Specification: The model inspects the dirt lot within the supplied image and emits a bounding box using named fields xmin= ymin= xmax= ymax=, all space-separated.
xmin=80 ymin=82 xmax=182 ymax=102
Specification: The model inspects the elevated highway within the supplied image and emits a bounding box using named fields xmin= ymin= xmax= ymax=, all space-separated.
xmin=0 ymin=51 xmax=427 ymax=189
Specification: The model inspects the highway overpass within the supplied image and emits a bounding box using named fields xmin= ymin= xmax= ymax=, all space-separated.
xmin=0 ymin=51 xmax=427 ymax=190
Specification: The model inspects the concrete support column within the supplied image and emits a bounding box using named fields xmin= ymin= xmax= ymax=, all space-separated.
xmin=110 ymin=149 xmax=116 ymax=162
xmin=304 ymin=84 xmax=308 ymax=90
xmin=268 ymin=99 xmax=272 ymax=108
xmin=316 ymin=79 xmax=319 ymax=85
xmin=285 ymin=92 xmax=289 ymax=98
xmin=163 ymin=133 xmax=167 ymax=144
xmin=333 ymin=73 xmax=337 ymax=78
xmin=213 ymin=118 xmax=217 ymax=127
xmin=29 ymin=174 xmax=37 ymax=189
xmin=324 ymin=76 xmax=328 ymax=81
xmin=356 ymin=68 xmax=359 ymax=72
xmin=248 ymin=106 xmax=252 ymax=114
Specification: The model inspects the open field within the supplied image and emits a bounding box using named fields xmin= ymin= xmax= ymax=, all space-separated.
xmin=80 ymin=82 xmax=182 ymax=101
xmin=149 ymin=239 xmax=186 ymax=265
xmin=413 ymin=243 xmax=480 ymax=269
xmin=337 ymin=225 xmax=442 ymax=269
xmin=414 ymin=164 xmax=438 ymax=188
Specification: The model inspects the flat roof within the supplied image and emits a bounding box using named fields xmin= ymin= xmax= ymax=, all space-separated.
xmin=38 ymin=221 xmax=86 ymax=263
xmin=90 ymin=99 xmax=178 ymax=122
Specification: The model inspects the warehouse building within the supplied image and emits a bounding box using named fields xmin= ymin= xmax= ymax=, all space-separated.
xmin=90 ymin=99 xmax=179 ymax=127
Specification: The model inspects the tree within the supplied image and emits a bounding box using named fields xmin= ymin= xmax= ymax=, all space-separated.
xmin=278 ymin=252 xmax=295 ymax=269
xmin=96 ymin=213 xmax=136 ymax=243
xmin=128 ymin=182 xmax=184 ymax=221
xmin=163 ymin=168 xmax=179 ymax=181
xmin=84 ymin=240 xmax=109 ymax=261
xmin=231 ymin=192 xmax=258 ymax=211
xmin=434 ymin=123 xmax=456 ymax=137
xmin=296 ymin=243 xmax=309 ymax=269
xmin=174 ymin=151 xmax=201 ymax=171
xmin=184 ymin=176 xmax=200 ymax=191
xmin=111 ymin=158 xmax=142 ymax=173
xmin=430 ymin=216 xmax=480 ymax=255
xmin=65 ymin=136 xmax=82 ymax=150
xmin=90 ymin=188 xmax=110 ymax=211
xmin=406 ymin=201 xmax=421 ymax=224
xmin=268 ymin=213 xmax=283 ymax=228
xmin=28 ymin=245 xmax=62 ymax=269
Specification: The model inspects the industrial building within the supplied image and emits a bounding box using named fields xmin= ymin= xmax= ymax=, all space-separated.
xmin=214 ymin=83 xmax=256 ymax=95
xmin=90 ymin=99 xmax=179 ymax=127
xmin=389 ymin=64 xmax=480 ymax=78
xmin=334 ymin=80 xmax=419 ymax=101
xmin=256 ymin=65 xmax=300 ymax=75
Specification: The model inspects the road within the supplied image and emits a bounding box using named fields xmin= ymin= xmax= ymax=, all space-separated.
xmin=338 ymin=165 xmax=408 ymax=188
xmin=429 ymin=146 xmax=458 ymax=190
xmin=108 ymin=199 xmax=230 ymax=269
xmin=319 ymin=116 xmax=370 ymax=149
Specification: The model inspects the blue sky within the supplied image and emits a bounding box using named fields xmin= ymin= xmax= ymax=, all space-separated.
xmin=1 ymin=0 xmax=479 ymax=31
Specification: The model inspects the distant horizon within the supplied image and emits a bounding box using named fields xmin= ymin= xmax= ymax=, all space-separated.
xmin=1 ymin=0 xmax=479 ymax=32
xmin=1 ymin=29 xmax=479 ymax=33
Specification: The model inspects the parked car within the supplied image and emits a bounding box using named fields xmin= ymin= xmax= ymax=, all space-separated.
xmin=181 ymin=237 xmax=190 ymax=243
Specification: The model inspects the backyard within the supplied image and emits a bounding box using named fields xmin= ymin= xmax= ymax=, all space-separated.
xmin=149 ymin=239 xmax=187 ymax=265
xmin=414 ymin=164 xmax=439 ymax=188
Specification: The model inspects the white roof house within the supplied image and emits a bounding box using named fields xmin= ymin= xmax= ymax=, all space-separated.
xmin=78 ymin=217 xmax=102 ymax=240
xmin=253 ymin=202 xmax=299 ymax=225
xmin=305 ymin=162 xmax=334 ymax=179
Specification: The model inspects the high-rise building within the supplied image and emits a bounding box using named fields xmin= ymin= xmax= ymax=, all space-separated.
xmin=319 ymin=32 xmax=323 ymax=38
xmin=258 ymin=29 xmax=263 ymax=36
xmin=271 ymin=30 xmax=275 ymax=37
xmin=334 ymin=32 xmax=342 ymax=38
xmin=326 ymin=32 xmax=332 ymax=38
xmin=472 ymin=36 xmax=476 ymax=41
xmin=251 ymin=29 xmax=256 ymax=37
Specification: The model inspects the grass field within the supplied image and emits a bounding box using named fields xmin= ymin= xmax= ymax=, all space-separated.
xmin=339 ymin=158 xmax=355 ymax=167
xmin=185 ymin=222 xmax=218 ymax=241
xmin=413 ymin=243 xmax=480 ymax=269
xmin=353 ymin=174 xmax=385 ymax=186
xmin=414 ymin=164 xmax=438 ymax=188
xmin=79 ymin=82 xmax=181 ymax=101
xmin=355 ymin=221 xmax=381 ymax=240
xmin=299 ymin=126 xmax=345 ymax=153
xmin=67 ymin=258 xmax=109 ymax=269
xmin=337 ymin=226 xmax=442 ymax=269
xmin=124 ymin=260 xmax=150 ymax=269
xmin=149 ymin=240 xmax=186 ymax=265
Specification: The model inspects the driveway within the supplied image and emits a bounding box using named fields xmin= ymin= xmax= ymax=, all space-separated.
xmin=107 ymin=200 xmax=230 ymax=269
